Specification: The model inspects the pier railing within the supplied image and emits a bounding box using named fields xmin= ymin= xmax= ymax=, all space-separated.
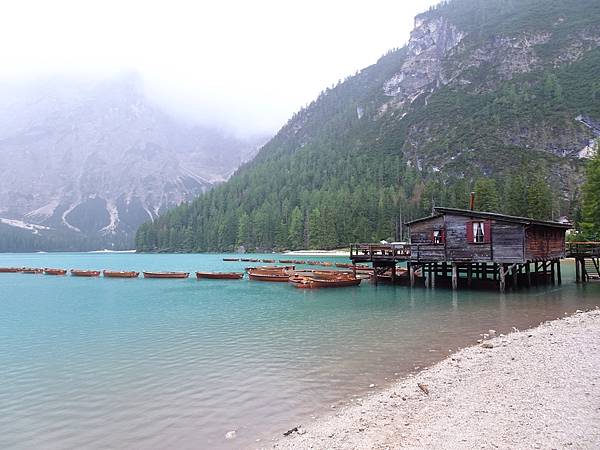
xmin=350 ymin=243 xmax=411 ymax=262
xmin=566 ymin=242 xmax=600 ymax=257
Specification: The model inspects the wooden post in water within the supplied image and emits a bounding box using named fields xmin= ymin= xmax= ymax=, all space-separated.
xmin=499 ymin=264 xmax=506 ymax=293
xmin=575 ymin=258 xmax=581 ymax=283
xmin=526 ymin=262 xmax=531 ymax=287
xmin=409 ymin=262 xmax=416 ymax=287
xmin=431 ymin=263 xmax=437 ymax=288
xmin=452 ymin=263 xmax=458 ymax=290
xmin=512 ymin=265 xmax=518 ymax=290
xmin=557 ymin=259 xmax=562 ymax=285
xmin=391 ymin=264 xmax=396 ymax=284
xmin=467 ymin=264 xmax=472 ymax=288
xmin=550 ymin=260 xmax=555 ymax=285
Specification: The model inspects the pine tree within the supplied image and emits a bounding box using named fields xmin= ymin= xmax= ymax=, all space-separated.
xmin=581 ymin=141 xmax=600 ymax=239
xmin=288 ymin=207 xmax=304 ymax=249
xmin=505 ymin=173 xmax=528 ymax=216
xmin=474 ymin=178 xmax=500 ymax=212
xmin=526 ymin=175 xmax=553 ymax=220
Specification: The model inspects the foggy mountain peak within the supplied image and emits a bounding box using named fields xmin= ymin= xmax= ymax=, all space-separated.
xmin=0 ymin=74 xmax=266 ymax=250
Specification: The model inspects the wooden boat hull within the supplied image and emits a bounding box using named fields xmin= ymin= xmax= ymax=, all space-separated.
xmin=44 ymin=268 xmax=67 ymax=275
xmin=335 ymin=263 xmax=353 ymax=268
xmin=71 ymin=270 xmax=101 ymax=277
xmin=278 ymin=260 xmax=294 ymax=264
xmin=248 ymin=271 xmax=290 ymax=282
xmin=0 ymin=267 xmax=23 ymax=273
xmin=260 ymin=259 xmax=276 ymax=263
xmin=222 ymin=258 xmax=239 ymax=262
xmin=196 ymin=272 xmax=244 ymax=280
xmin=103 ymin=271 xmax=140 ymax=278
xmin=22 ymin=268 xmax=43 ymax=274
xmin=292 ymin=276 xmax=361 ymax=289
xmin=143 ymin=272 xmax=189 ymax=279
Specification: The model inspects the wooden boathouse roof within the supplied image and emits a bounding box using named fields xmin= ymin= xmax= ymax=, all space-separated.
xmin=405 ymin=207 xmax=572 ymax=229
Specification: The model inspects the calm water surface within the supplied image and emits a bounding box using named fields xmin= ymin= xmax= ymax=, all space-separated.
xmin=0 ymin=252 xmax=599 ymax=449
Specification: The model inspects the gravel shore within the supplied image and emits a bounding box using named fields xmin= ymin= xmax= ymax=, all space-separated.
xmin=272 ymin=309 xmax=600 ymax=449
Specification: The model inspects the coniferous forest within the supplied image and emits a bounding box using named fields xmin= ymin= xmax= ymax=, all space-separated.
xmin=136 ymin=0 xmax=600 ymax=252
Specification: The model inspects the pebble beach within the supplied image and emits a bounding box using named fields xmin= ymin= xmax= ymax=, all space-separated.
xmin=272 ymin=309 xmax=600 ymax=449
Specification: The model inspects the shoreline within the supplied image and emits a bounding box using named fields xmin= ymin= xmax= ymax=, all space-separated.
xmin=271 ymin=309 xmax=600 ymax=449
xmin=282 ymin=249 xmax=349 ymax=257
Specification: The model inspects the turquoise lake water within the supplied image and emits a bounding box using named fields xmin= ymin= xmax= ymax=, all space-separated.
xmin=1 ymin=252 xmax=599 ymax=449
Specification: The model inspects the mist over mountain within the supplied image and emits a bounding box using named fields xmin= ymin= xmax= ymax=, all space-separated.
xmin=0 ymin=73 xmax=266 ymax=251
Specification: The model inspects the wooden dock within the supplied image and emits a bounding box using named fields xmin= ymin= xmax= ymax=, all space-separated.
xmin=567 ymin=242 xmax=600 ymax=282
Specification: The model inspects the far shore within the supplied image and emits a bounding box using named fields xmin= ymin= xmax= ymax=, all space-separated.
xmin=282 ymin=249 xmax=350 ymax=257
xmin=271 ymin=309 xmax=600 ymax=449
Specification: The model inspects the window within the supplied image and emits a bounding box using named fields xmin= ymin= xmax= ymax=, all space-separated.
xmin=433 ymin=229 xmax=443 ymax=244
xmin=473 ymin=222 xmax=485 ymax=243
xmin=466 ymin=220 xmax=491 ymax=244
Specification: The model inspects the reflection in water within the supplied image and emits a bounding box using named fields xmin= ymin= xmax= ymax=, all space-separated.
xmin=0 ymin=253 xmax=598 ymax=449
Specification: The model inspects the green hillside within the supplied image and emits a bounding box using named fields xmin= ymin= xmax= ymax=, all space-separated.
xmin=136 ymin=0 xmax=600 ymax=252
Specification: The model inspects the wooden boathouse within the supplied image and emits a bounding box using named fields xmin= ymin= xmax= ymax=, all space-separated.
xmin=351 ymin=207 xmax=572 ymax=292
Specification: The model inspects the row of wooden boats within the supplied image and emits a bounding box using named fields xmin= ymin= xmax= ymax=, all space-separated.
xmin=246 ymin=266 xmax=362 ymax=288
xmin=1 ymin=265 xmax=366 ymax=288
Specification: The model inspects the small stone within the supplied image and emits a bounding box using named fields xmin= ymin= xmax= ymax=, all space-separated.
xmin=481 ymin=342 xmax=494 ymax=349
xmin=330 ymin=404 xmax=336 ymax=409
xmin=358 ymin=427 xmax=365 ymax=432
xmin=489 ymin=329 xmax=496 ymax=336
xmin=225 ymin=430 xmax=237 ymax=440
xmin=477 ymin=339 xmax=483 ymax=344
xmin=328 ymin=433 xmax=334 ymax=438
xmin=369 ymin=383 xmax=376 ymax=388
xmin=298 ymin=428 xmax=306 ymax=435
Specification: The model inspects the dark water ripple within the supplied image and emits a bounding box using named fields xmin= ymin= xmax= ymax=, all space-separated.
xmin=0 ymin=253 xmax=599 ymax=449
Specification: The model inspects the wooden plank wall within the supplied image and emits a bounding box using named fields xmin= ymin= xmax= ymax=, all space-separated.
xmin=492 ymin=222 xmax=524 ymax=263
xmin=525 ymin=226 xmax=566 ymax=260
xmin=444 ymin=215 xmax=492 ymax=262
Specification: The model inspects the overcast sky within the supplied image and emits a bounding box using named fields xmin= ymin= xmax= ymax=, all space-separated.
xmin=0 ymin=0 xmax=440 ymax=136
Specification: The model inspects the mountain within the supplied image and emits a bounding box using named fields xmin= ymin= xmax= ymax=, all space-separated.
xmin=136 ymin=0 xmax=600 ymax=253
xmin=0 ymin=74 xmax=264 ymax=251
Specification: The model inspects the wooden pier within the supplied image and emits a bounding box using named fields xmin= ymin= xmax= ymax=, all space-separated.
xmin=351 ymin=207 xmax=572 ymax=292
xmin=567 ymin=242 xmax=600 ymax=282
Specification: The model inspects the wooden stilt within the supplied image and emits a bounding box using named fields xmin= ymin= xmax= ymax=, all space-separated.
xmin=512 ymin=265 xmax=518 ymax=290
xmin=482 ymin=263 xmax=487 ymax=281
xmin=550 ymin=260 xmax=555 ymax=285
xmin=431 ymin=263 xmax=437 ymax=288
xmin=534 ymin=262 xmax=539 ymax=286
xmin=499 ymin=264 xmax=506 ymax=293
xmin=526 ymin=263 xmax=531 ymax=287
xmin=467 ymin=264 xmax=472 ymax=288
xmin=409 ymin=262 xmax=415 ymax=287
xmin=452 ymin=263 xmax=458 ymax=290
xmin=391 ymin=264 xmax=396 ymax=284
xmin=557 ymin=260 xmax=562 ymax=285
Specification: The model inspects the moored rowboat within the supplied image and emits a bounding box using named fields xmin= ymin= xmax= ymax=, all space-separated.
xmin=44 ymin=268 xmax=67 ymax=275
xmin=143 ymin=272 xmax=189 ymax=279
xmin=222 ymin=258 xmax=240 ymax=262
xmin=248 ymin=271 xmax=290 ymax=282
xmin=70 ymin=269 xmax=101 ymax=277
xmin=0 ymin=267 xmax=23 ymax=273
xmin=22 ymin=268 xmax=43 ymax=274
xmin=103 ymin=270 xmax=140 ymax=278
xmin=290 ymin=275 xmax=361 ymax=289
xmin=196 ymin=271 xmax=244 ymax=280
